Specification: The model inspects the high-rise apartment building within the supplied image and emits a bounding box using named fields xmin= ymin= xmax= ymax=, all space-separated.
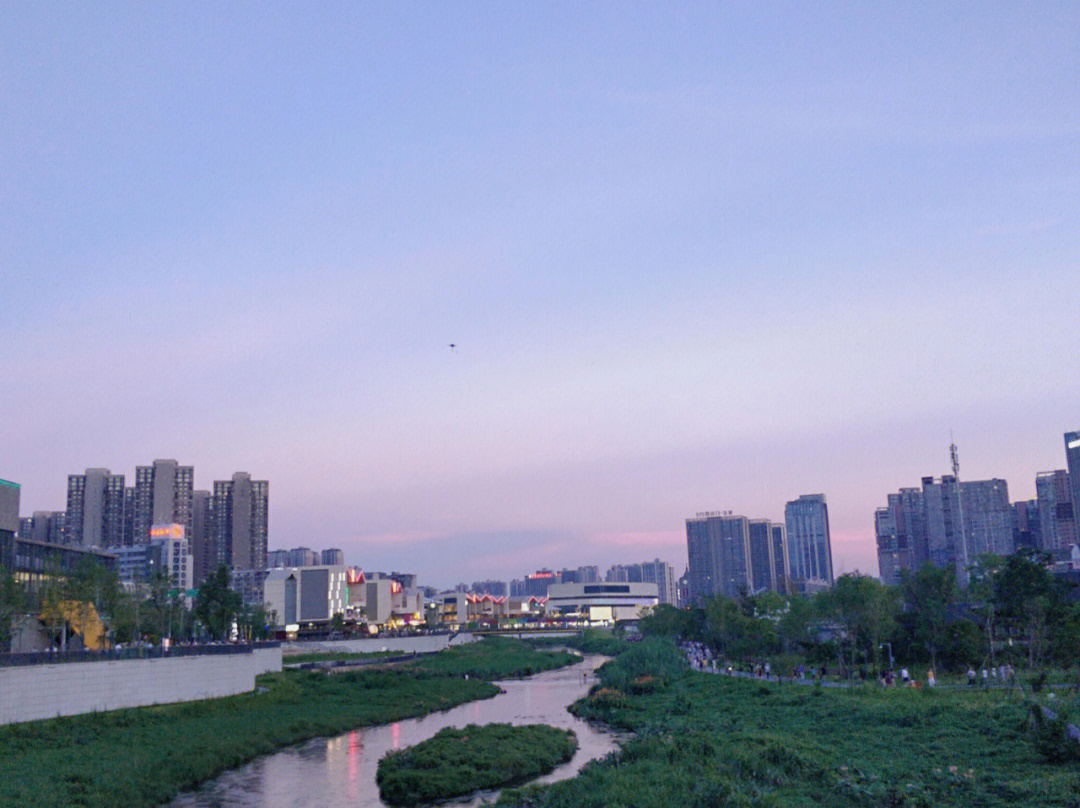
xmin=785 ymin=494 xmax=833 ymax=587
xmin=190 ymin=489 xmax=213 ymax=585
xmin=876 ymin=476 xmax=1012 ymax=586
xmin=1065 ymin=431 xmax=1080 ymax=524
xmin=1036 ymin=470 xmax=1076 ymax=552
xmin=639 ymin=558 xmax=677 ymax=605
xmin=267 ymin=549 xmax=289 ymax=568
xmin=471 ymin=579 xmax=508 ymax=596
xmin=748 ymin=520 xmax=776 ymax=593
xmin=213 ymin=472 xmax=268 ymax=570
xmin=289 ymin=547 xmax=318 ymax=567
xmin=686 ymin=512 xmax=753 ymax=602
xmin=770 ymin=523 xmax=791 ymax=594
xmin=1011 ymin=500 xmax=1041 ymax=550
xmin=321 ymin=548 xmax=345 ymax=566
xmin=133 ymin=460 xmax=194 ymax=545
xmin=19 ymin=511 xmax=66 ymax=544
xmin=65 ymin=469 xmax=126 ymax=547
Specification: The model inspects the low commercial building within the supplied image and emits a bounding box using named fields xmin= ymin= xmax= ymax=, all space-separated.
xmin=263 ymin=565 xmax=348 ymax=627
xmin=545 ymin=582 xmax=659 ymax=625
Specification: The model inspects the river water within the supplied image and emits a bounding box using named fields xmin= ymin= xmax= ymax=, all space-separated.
xmin=165 ymin=654 xmax=618 ymax=808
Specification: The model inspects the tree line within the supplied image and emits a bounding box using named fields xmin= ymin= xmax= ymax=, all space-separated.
xmin=0 ymin=561 xmax=271 ymax=652
xmin=641 ymin=549 xmax=1080 ymax=674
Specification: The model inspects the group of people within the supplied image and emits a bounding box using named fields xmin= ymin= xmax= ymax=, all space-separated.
xmin=966 ymin=664 xmax=1017 ymax=688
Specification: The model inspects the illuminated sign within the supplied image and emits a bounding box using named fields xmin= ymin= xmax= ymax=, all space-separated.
xmin=1068 ymin=439 xmax=1080 ymax=450
xmin=150 ymin=524 xmax=185 ymax=539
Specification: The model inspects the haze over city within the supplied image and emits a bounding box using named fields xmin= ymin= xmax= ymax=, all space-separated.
xmin=4 ymin=3 xmax=1079 ymax=586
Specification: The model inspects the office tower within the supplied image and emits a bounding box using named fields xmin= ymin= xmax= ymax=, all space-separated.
xmin=321 ymin=548 xmax=345 ymax=566
xmin=1066 ymin=431 xmax=1080 ymax=524
xmin=524 ymin=569 xmax=557 ymax=597
xmin=289 ymin=547 xmax=318 ymax=567
xmin=785 ymin=494 xmax=834 ymax=586
xmin=17 ymin=517 xmax=32 ymax=539
xmin=747 ymin=520 xmax=776 ymax=593
xmin=640 ymin=558 xmax=677 ymax=605
xmin=770 ymin=523 xmax=791 ymax=594
xmin=509 ymin=579 xmax=526 ymax=597
xmin=213 ymin=472 xmax=268 ymax=570
xmin=267 ymin=549 xmax=289 ymax=568
xmin=190 ymin=489 xmax=213 ymax=585
xmin=65 ymin=469 xmax=126 ymax=547
xmin=1011 ymin=500 xmax=1041 ymax=550
xmin=133 ymin=460 xmax=194 ymax=545
xmin=685 ymin=512 xmax=753 ymax=602
xmin=1036 ymin=470 xmax=1077 ymax=552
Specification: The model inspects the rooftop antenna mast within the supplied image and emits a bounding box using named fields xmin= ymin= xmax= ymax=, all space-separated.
xmin=949 ymin=431 xmax=969 ymax=579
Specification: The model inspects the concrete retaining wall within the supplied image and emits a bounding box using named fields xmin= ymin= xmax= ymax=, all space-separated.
xmin=285 ymin=632 xmax=476 ymax=657
xmin=0 ymin=652 xmax=260 ymax=726
xmin=253 ymin=644 xmax=283 ymax=675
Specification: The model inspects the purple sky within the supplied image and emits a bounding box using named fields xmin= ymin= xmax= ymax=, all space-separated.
xmin=3 ymin=3 xmax=1079 ymax=587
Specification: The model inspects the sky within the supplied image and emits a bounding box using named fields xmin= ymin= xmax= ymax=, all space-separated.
xmin=3 ymin=2 xmax=1079 ymax=588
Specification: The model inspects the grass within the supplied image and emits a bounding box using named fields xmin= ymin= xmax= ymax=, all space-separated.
xmin=377 ymin=723 xmax=577 ymax=806
xmin=407 ymin=636 xmax=579 ymax=679
xmin=498 ymin=637 xmax=1080 ymax=808
xmin=283 ymin=649 xmax=405 ymax=664
xmin=0 ymin=637 xmax=576 ymax=808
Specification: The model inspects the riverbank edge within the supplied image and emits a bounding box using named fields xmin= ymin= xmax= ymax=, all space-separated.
xmin=0 ymin=638 xmax=581 ymax=808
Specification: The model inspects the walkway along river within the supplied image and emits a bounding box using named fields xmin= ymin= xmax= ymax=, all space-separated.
xmin=165 ymin=654 xmax=620 ymax=808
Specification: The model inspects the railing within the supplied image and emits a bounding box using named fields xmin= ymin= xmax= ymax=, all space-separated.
xmin=0 ymin=641 xmax=280 ymax=668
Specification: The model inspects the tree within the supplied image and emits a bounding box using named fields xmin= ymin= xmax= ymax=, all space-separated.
xmin=898 ymin=563 xmax=956 ymax=668
xmin=966 ymin=554 xmax=1004 ymax=666
xmin=0 ymin=570 xmax=25 ymax=652
xmin=820 ymin=574 xmax=899 ymax=669
xmin=193 ymin=565 xmax=242 ymax=640
xmin=777 ymin=595 xmax=815 ymax=655
xmin=994 ymin=549 xmax=1066 ymax=668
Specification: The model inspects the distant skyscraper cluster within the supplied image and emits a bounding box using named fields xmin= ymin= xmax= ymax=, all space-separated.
xmin=876 ymin=431 xmax=1080 ymax=586
xmin=685 ymin=495 xmax=833 ymax=604
xmin=19 ymin=459 xmax=268 ymax=586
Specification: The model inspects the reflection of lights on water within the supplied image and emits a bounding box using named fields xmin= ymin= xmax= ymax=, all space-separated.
xmin=392 ymin=722 xmax=401 ymax=749
xmin=348 ymin=731 xmax=361 ymax=784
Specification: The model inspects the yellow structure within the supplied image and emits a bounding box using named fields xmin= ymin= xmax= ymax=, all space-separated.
xmin=41 ymin=600 xmax=107 ymax=650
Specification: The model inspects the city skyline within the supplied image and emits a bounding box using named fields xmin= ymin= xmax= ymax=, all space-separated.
xmin=4 ymin=4 xmax=1079 ymax=584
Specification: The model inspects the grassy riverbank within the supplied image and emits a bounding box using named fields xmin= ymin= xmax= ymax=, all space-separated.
xmin=377 ymin=723 xmax=577 ymax=806
xmin=500 ymin=638 xmax=1080 ymax=808
xmin=0 ymin=637 xmax=577 ymax=808
xmin=407 ymin=636 xmax=579 ymax=678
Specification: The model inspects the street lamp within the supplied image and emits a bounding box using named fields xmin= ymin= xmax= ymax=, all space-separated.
xmin=880 ymin=642 xmax=894 ymax=669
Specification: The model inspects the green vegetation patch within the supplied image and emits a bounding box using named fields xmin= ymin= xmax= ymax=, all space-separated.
xmin=408 ymin=636 xmax=579 ymax=679
xmin=0 ymin=637 xmax=576 ymax=808
xmin=500 ymin=637 xmax=1080 ymax=808
xmin=377 ymin=723 xmax=577 ymax=806
xmin=283 ymin=649 xmax=402 ymax=665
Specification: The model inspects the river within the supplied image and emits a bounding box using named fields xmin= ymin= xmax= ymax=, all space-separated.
xmin=165 ymin=653 xmax=619 ymax=808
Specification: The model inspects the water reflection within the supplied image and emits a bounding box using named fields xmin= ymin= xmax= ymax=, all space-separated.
xmin=166 ymin=655 xmax=618 ymax=808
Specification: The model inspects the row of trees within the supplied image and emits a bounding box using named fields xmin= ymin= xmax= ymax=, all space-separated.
xmin=0 ymin=561 xmax=272 ymax=652
xmin=641 ymin=549 xmax=1080 ymax=673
